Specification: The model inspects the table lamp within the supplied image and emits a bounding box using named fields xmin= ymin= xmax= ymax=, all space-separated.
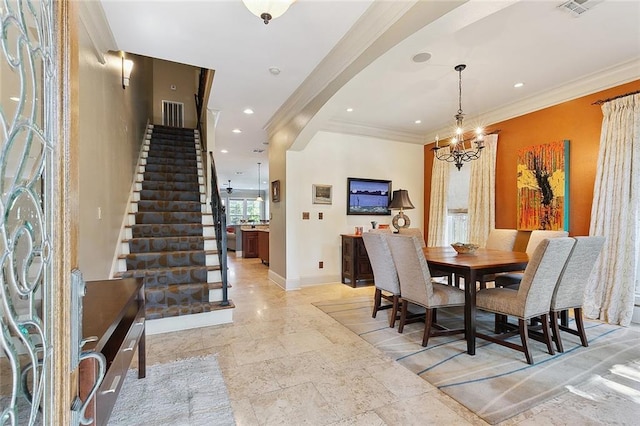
xmin=388 ymin=189 xmax=415 ymax=233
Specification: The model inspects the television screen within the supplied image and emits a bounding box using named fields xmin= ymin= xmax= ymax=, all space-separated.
xmin=347 ymin=178 xmax=391 ymax=215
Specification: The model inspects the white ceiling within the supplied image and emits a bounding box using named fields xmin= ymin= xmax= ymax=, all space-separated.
xmin=100 ymin=0 xmax=640 ymax=190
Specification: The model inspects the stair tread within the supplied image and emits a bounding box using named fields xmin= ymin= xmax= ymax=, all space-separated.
xmin=115 ymin=264 xmax=222 ymax=276
xmin=144 ymin=281 xmax=230 ymax=291
xmin=123 ymin=235 xmax=217 ymax=243
xmin=119 ymin=249 xmax=219 ymax=259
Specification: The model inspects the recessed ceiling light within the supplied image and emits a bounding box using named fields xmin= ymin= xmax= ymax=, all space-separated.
xmin=346 ymin=108 xmax=353 ymax=112
xmin=412 ymin=52 xmax=432 ymax=63
xmin=514 ymin=82 xmax=525 ymax=88
xmin=232 ymin=128 xmax=242 ymax=134
xmin=414 ymin=120 xmax=422 ymax=124
xmin=221 ymin=149 xmax=228 ymax=153
xmin=236 ymin=171 xmax=243 ymax=175
xmin=243 ymin=108 xmax=254 ymax=114
xmin=269 ymin=67 xmax=281 ymax=75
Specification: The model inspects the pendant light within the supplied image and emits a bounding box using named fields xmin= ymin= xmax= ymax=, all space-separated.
xmin=256 ymin=162 xmax=263 ymax=202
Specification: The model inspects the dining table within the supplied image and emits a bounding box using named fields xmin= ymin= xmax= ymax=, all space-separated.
xmin=423 ymin=247 xmax=529 ymax=355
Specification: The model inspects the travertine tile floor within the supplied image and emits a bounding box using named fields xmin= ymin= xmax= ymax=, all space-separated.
xmin=141 ymin=256 xmax=639 ymax=425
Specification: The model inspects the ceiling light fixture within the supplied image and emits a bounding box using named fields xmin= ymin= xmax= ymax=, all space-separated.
xmin=221 ymin=149 xmax=228 ymax=153
xmin=514 ymin=82 xmax=524 ymax=88
xmin=268 ymin=67 xmax=281 ymax=75
xmin=243 ymin=108 xmax=254 ymax=114
xmin=414 ymin=120 xmax=422 ymax=124
xmin=432 ymin=64 xmax=484 ymax=171
xmin=226 ymin=180 xmax=233 ymax=194
xmin=346 ymin=108 xmax=353 ymax=112
xmin=256 ymin=162 xmax=264 ymax=202
xmin=242 ymin=0 xmax=296 ymax=24
xmin=232 ymin=128 xmax=242 ymax=134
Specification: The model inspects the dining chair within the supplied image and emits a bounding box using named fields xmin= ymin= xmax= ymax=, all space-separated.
xmin=466 ymin=229 xmax=519 ymax=289
xmin=398 ymin=227 xmax=454 ymax=286
xmin=361 ymin=232 xmax=401 ymax=327
xmin=475 ymin=237 xmax=575 ymax=364
xmin=494 ymin=230 xmax=569 ymax=287
xmin=386 ymin=234 xmax=465 ymax=347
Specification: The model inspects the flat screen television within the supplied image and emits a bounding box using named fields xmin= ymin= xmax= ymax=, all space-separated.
xmin=346 ymin=177 xmax=392 ymax=215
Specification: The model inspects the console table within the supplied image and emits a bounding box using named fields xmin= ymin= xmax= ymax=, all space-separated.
xmin=80 ymin=277 xmax=145 ymax=426
xmin=341 ymin=234 xmax=374 ymax=286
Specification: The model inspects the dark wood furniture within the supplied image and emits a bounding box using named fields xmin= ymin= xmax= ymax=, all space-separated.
xmin=422 ymin=247 xmax=528 ymax=355
xmin=258 ymin=230 xmax=269 ymax=265
xmin=80 ymin=278 xmax=145 ymax=426
xmin=242 ymin=230 xmax=259 ymax=258
xmin=341 ymin=234 xmax=374 ymax=286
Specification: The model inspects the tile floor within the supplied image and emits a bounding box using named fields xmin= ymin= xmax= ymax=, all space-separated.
xmin=141 ymin=256 xmax=639 ymax=425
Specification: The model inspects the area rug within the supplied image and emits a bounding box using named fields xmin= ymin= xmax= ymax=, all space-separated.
xmin=108 ymin=355 xmax=234 ymax=426
xmin=314 ymin=296 xmax=640 ymax=425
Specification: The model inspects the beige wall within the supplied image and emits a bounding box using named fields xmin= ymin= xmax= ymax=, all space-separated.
xmin=77 ymin=24 xmax=153 ymax=280
xmin=284 ymin=131 xmax=424 ymax=289
xmin=152 ymin=60 xmax=198 ymax=128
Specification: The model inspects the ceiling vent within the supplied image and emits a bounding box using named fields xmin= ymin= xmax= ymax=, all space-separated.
xmin=253 ymin=148 xmax=265 ymax=153
xmin=558 ymin=0 xmax=602 ymax=17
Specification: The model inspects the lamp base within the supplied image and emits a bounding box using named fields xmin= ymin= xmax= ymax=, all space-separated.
xmin=392 ymin=211 xmax=411 ymax=232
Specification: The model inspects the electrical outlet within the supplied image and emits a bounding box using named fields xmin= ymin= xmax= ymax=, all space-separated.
xmin=318 ymin=212 xmax=323 ymax=220
xmin=302 ymin=212 xmax=310 ymax=220
xmin=319 ymin=261 xmax=324 ymax=269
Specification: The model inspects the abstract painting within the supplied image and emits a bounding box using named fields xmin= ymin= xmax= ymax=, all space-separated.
xmin=517 ymin=140 xmax=569 ymax=231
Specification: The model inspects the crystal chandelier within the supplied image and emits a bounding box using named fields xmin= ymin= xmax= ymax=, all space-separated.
xmin=432 ymin=64 xmax=484 ymax=170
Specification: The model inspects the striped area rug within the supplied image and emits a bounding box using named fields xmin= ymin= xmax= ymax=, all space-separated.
xmin=314 ymin=296 xmax=640 ymax=424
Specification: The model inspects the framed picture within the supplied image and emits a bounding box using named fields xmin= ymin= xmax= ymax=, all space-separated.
xmin=312 ymin=184 xmax=332 ymax=205
xmin=347 ymin=177 xmax=391 ymax=215
xmin=271 ymin=180 xmax=281 ymax=202
xmin=517 ymin=140 xmax=570 ymax=231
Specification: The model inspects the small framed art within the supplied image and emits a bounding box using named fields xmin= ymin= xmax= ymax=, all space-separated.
xmin=312 ymin=184 xmax=332 ymax=205
xmin=271 ymin=180 xmax=281 ymax=202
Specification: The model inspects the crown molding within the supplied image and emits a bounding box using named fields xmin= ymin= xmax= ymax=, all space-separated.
xmin=77 ymin=0 xmax=117 ymax=64
xmin=425 ymin=59 xmax=640 ymax=143
xmin=323 ymin=119 xmax=425 ymax=145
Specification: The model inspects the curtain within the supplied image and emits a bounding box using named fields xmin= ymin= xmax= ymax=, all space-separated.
xmin=467 ymin=134 xmax=498 ymax=246
xmin=427 ymin=155 xmax=449 ymax=246
xmin=584 ymin=93 xmax=639 ymax=326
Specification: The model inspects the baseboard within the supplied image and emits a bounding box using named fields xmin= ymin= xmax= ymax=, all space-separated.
xmin=145 ymin=309 xmax=233 ymax=335
xmin=299 ymin=274 xmax=341 ymax=287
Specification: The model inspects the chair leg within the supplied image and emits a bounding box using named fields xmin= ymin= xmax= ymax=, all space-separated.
xmin=447 ymin=274 xmax=452 ymax=286
xmin=372 ymin=288 xmax=381 ymax=318
xmin=422 ymin=308 xmax=434 ymax=347
xmin=389 ymin=295 xmax=399 ymax=328
xmin=540 ymin=314 xmax=554 ymax=355
xmin=574 ymin=308 xmax=589 ymax=348
xmin=494 ymin=314 xmax=507 ymax=333
xmin=519 ymin=319 xmax=534 ymax=365
xmin=550 ymin=311 xmax=563 ymax=353
xmin=398 ymin=298 xmax=408 ymax=334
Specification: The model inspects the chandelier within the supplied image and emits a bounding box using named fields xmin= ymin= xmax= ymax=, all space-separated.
xmin=242 ymin=0 xmax=296 ymax=24
xmin=432 ymin=64 xmax=484 ymax=170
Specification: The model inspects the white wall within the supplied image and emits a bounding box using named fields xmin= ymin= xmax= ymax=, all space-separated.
xmin=286 ymin=131 xmax=424 ymax=288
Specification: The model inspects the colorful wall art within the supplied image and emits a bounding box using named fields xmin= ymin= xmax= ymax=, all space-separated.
xmin=517 ymin=140 xmax=570 ymax=231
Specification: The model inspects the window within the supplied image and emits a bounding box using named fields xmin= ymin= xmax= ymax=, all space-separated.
xmin=446 ymin=163 xmax=471 ymax=244
xmin=227 ymin=198 xmax=263 ymax=224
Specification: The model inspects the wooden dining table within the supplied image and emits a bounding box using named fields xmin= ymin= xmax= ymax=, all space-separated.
xmin=423 ymin=247 xmax=529 ymax=355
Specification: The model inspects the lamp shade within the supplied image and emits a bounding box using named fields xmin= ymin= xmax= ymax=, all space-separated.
xmin=388 ymin=189 xmax=415 ymax=210
xmin=242 ymin=0 xmax=296 ymax=23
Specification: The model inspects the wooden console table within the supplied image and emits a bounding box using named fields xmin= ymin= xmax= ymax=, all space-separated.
xmin=80 ymin=277 xmax=146 ymax=426
xmin=341 ymin=234 xmax=374 ymax=286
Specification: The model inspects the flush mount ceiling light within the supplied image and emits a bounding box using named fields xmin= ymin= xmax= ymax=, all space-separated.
xmin=242 ymin=0 xmax=296 ymax=24
xmin=243 ymin=108 xmax=254 ymax=114
xmin=268 ymin=66 xmax=281 ymax=75
xmin=412 ymin=52 xmax=432 ymax=63
xmin=514 ymin=82 xmax=525 ymax=88
xmin=432 ymin=64 xmax=485 ymax=171
xmin=346 ymin=108 xmax=353 ymax=112
xmin=232 ymin=128 xmax=242 ymax=134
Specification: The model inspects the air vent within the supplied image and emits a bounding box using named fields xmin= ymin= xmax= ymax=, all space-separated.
xmin=253 ymin=149 xmax=265 ymax=153
xmin=162 ymin=101 xmax=184 ymax=127
xmin=558 ymin=0 xmax=602 ymax=17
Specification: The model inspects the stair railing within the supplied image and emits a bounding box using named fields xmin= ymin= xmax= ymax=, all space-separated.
xmin=209 ymin=152 xmax=229 ymax=306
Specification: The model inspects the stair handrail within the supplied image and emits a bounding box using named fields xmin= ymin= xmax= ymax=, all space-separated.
xmin=209 ymin=151 xmax=229 ymax=306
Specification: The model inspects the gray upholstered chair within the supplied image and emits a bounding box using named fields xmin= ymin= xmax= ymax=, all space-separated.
xmin=471 ymin=229 xmax=519 ymax=289
xmin=475 ymin=237 xmax=575 ymax=364
xmin=361 ymin=232 xmax=401 ymax=327
xmin=398 ymin=227 xmax=453 ymax=286
xmin=495 ymin=230 xmax=569 ymax=287
xmin=386 ymin=234 xmax=465 ymax=347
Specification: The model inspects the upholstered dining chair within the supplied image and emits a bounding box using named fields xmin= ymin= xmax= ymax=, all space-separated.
xmin=386 ymin=234 xmax=465 ymax=347
xmin=499 ymin=236 xmax=605 ymax=352
xmin=361 ymin=232 xmax=401 ymax=327
xmin=494 ymin=230 xmax=569 ymax=287
xmin=475 ymin=237 xmax=575 ymax=364
xmin=466 ymin=229 xmax=519 ymax=289
xmin=398 ymin=227 xmax=454 ymax=286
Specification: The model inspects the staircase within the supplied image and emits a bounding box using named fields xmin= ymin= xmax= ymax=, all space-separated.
xmin=116 ymin=124 xmax=233 ymax=334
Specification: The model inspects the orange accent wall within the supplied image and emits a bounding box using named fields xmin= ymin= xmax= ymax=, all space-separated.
xmin=424 ymin=80 xmax=640 ymax=238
